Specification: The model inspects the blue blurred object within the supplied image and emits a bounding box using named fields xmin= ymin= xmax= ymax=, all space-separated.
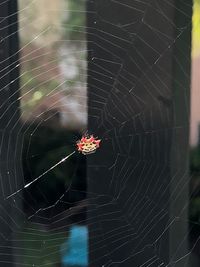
xmin=61 ymin=225 xmax=88 ymax=267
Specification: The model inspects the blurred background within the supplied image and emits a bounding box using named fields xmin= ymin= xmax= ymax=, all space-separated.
xmin=189 ymin=0 xmax=200 ymax=265
xmin=17 ymin=0 xmax=88 ymax=266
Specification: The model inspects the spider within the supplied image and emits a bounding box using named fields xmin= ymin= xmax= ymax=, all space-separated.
xmin=76 ymin=135 xmax=101 ymax=155
xmin=6 ymin=134 xmax=101 ymax=199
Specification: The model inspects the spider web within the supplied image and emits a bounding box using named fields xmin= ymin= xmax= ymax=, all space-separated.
xmin=0 ymin=0 xmax=198 ymax=266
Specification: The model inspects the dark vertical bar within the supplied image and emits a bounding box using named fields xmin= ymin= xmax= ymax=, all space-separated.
xmin=0 ymin=0 xmax=20 ymax=266
xmin=87 ymin=0 xmax=192 ymax=266
xmin=169 ymin=1 xmax=192 ymax=266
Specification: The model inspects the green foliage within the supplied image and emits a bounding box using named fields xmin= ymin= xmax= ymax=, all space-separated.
xmin=193 ymin=0 xmax=200 ymax=57
xmin=63 ymin=0 xmax=86 ymax=40
xmin=21 ymin=70 xmax=60 ymax=116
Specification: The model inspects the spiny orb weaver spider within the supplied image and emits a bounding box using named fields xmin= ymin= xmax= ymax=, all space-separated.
xmin=6 ymin=135 xmax=101 ymax=199
xmin=76 ymin=135 xmax=101 ymax=155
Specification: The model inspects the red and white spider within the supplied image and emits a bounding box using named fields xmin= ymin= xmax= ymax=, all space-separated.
xmin=76 ymin=135 xmax=101 ymax=155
